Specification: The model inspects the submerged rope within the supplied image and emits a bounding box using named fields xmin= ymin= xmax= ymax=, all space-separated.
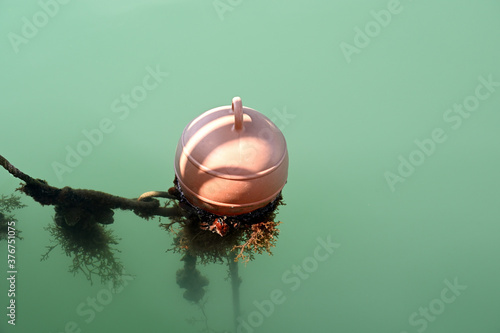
xmin=0 ymin=154 xmax=182 ymax=220
xmin=228 ymin=252 xmax=242 ymax=331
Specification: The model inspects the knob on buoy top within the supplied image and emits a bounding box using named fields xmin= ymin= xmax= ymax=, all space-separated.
xmin=174 ymin=97 xmax=288 ymax=216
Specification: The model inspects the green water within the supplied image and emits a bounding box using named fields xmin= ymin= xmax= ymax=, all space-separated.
xmin=1 ymin=0 xmax=500 ymax=332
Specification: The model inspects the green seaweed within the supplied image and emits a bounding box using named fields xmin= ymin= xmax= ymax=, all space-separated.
xmin=41 ymin=213 xmax=125 ymax=288
xmin=0 ymin=194 xmax=26 ymax=241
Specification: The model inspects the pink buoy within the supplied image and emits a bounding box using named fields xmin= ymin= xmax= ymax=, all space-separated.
xmin=174 ymin=97 xmax=288 ymax=216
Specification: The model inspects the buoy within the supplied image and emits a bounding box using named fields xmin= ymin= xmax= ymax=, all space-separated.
xmin=174 ymin=97 xmax=288 ymax=216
